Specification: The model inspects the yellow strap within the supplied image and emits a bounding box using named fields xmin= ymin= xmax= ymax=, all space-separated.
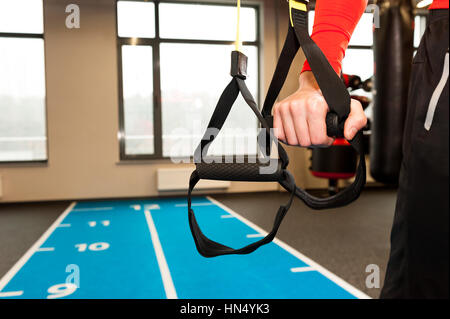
xmin=235 ymin=0 xmax=241 ymax=52
xmin=289 ymin=0 xmax=307 ymax=27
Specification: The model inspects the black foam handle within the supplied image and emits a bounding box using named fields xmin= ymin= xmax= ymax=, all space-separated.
xmin=196 ymin=159 xmax=283 ymax=182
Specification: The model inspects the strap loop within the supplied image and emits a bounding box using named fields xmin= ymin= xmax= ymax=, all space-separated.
xmin=188 ymin=169 xmax=296 ymax=257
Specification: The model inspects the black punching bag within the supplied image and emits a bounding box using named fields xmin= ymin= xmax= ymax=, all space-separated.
xmin=370 ymin=0 xmax=414 ymax=184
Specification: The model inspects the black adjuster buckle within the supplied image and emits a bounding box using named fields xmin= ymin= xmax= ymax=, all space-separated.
xmin=230 ymin=51 xmax=248 ymax=79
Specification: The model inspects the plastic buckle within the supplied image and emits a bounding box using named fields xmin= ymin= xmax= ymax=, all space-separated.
xmin=289 ymin=0 xmax=308 ymax=27
xmin=230 ymin=51 xmax=248 ymax=79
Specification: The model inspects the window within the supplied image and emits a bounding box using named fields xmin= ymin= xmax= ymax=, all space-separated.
xmin=117 ymin=1 xmax=260 ymax=160
xmin=0 ymin=0 xmax=47 ymax=162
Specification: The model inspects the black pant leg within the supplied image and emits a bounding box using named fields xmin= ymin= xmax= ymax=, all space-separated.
xmin=381 ymin=10 xmax=449 ymax=299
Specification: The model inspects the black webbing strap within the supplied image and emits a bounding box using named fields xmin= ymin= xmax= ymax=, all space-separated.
xmin=260 ymin=2 xmax=366 ymax=209
xmin=262 ymin=26 xmax=300 ymax=118
xmin=193 ymin=78 xmax=240 ymax=163
xmin=280 ymin=133 xmax=366 ymax=209
xmin=262 ymin=8 xmax=350 ymax=120
xmin=193 ymin=75 xmax=289 ymax=168
xmin=189 ymin=61 xmax=296 ymax=257
xmin=291 ymin=9 xmax=350 ymax=120
xmin=188 ymin=170 xmax=295 ymax=257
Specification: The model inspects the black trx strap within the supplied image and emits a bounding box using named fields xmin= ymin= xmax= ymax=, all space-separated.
xmin=187 ymin=0 xmax=366 ymax=258
xmin=189 ymin=51 xmax=296 ymax=257
xmin=261 ymin=1 xmax=366 ymax=209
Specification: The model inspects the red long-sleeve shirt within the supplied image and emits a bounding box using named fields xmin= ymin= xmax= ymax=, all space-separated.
xmin=430 ymin=0 xmax=449 ymax=9
xmin=302 ymin=0 xmax=367 ymax=75
xmin=302 ymin=0 xmax=449 ymax=76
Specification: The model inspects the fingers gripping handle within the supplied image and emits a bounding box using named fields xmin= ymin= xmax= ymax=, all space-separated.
xmin=264 ymin=112 xmax=345 ymax=141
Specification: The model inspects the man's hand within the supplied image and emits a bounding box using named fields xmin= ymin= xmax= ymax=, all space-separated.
xmin=273 ymin=71 xmax=367 ymax=146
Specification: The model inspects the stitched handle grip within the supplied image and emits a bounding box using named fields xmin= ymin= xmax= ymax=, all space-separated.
xmin=196 ymin=159 xmax=283 ymax=181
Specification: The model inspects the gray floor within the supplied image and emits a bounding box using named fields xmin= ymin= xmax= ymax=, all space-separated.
xmin=212 ymin=189 xmax=397 ymax=299
xmin=0 ymin=201 xmax=70 ymax=281
xmin=0 ymin=189 xmax=397 ymax=299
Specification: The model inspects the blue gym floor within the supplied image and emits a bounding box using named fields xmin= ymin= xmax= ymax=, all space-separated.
xmin=0 ymin=196 xmax=369 ymax=299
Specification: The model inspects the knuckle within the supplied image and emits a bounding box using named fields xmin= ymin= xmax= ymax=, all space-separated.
xmin=358 ymin=116 xmax=367 ymax=128
xmin=353 ymin=99 xmax=363 ymax=108
xmin=286 ymin=135 xmax=297 ymax=145
xmin=279 ymin=104 xmax=289 ymax=115
xmin=307 ymin=99 xmax=326 ymax=115
xmin=299 ymin=134 xmax=311 ymax=147
xmin=310 ymin=134 xmax=326 ymax=145
xmin=289 ymin=102 xmax=300 ymax=115
xmin=274 ymin=128 xmax=283 ymax=138
xmin=301 ymin=140 xmax=311 ymax=147
xmin=305 ymin=100 xmax=316 ymax=113
xmin=280 ymin=102 xmax=290 ymax=111
xmin=272 ymin=111 xmax=278 ymax=120
xmin=290 ymin=100 xmax=301 ymax=108
xmin=362 ymin=115 xmax=368 ymax=126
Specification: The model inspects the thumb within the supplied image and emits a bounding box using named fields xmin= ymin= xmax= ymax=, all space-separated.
xmin=344 ymin=99 xmax=367 ymax=140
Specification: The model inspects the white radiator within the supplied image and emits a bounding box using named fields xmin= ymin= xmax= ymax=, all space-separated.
xmin=157 ymin=167 xmax=230 ymax=191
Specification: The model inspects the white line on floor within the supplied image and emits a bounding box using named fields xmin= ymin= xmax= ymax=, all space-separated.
xmin=72 ymin=207 xmax=113 ymax=212
xmin=144 ymin=209 xmax=178 ymax=299
xmin=36 ymin=247 xmax=55 ymax=252
xmin=290 ymin=266 xmax=315 ymax=273
xmin=0 ymin=291 xmax=24 ymax=297
xmin=0 ymin=202 xmax=77 ymax=292
xmin=144 ymin=204 xmax=160 ymax=210
xmin=206 ymin=196 xmax=371 ymax=299
xmin=246 ymin=233 xmax=264 ymax=238
xmin=175 ymin=203 xmax=214 ymax=207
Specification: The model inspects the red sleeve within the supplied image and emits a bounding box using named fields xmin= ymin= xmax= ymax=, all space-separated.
xmin=301 ymin=0 xmax=368 ymax=75
xmin=429 ymin=0 xmax=449 ymax=9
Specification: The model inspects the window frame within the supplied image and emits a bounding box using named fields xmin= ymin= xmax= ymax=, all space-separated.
xmin=116 ymin=0 xmax=261 ymax=161
xmin=0 ymin=1 xmax=48 ymax=165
